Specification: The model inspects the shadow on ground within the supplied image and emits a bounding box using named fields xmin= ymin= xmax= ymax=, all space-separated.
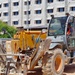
xmin=27 ymin=64 xmax=75 ymax=75
xmin=63 ymin=64 xmax=75 ymax=75
xmin=27 ymin=68 xmax=42 ymax=75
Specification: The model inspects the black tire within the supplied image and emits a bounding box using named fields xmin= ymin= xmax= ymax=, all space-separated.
xmin=42 ymin=48 xmax=65 ymax=75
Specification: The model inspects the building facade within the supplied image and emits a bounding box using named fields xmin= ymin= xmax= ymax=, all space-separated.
xmin=0 ymin=0 xmax=75 ymax=28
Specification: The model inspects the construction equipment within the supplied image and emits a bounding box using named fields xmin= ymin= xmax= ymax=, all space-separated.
xmin=42 ymin=15 xmax=75 ymax=75
xmin=13 ymin=28 xmax=47 ymax=51
xmin=0 ymin=26 xmax=48 ymax=75
xmin=0 ymin=15 xmax=75 ymax=75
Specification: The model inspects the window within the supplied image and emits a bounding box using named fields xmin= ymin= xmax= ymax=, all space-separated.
xmin=0 ymin=13 xmax=1 ymax=17
xmin=0 ymin=4 xmax=2 ymax=8
xmin=35 ymin=10 xmax=41 ymax=14
xmin=13 ymin=11 xmax=19 ymax=15
xmin=35 ymin=0 xmax=42 ymax=4
xmin=70 ymin=7 xmax=75 ymax=11
xmin=47 ymin=19 xmax=50 ymax=23
xmin=4 ymin=3 xmax=9 ymax=7
xmin=24 ymin=1 xmax=31 ymax=5
xmin=3 ymin=12 xmax=8 ymax=16
xmin=47 ymin=9 xmax=53 ymax=13
xmin=47 ymin=0 xmax=53 ymax=3
xmin=35 ymin=20 xmax=41 ymax=24
xmin=48 ymin=17 xmax=66 ymax=36
xmin=57 ymin=7 xmax=64 ymax=12
xmin=58 ymin=0 xmax=64 ymax=1
xmin=13 ymin=21 xmax=18 ymax=25
xmin=24 ymin=20 xmax=30 ymax=24
xmin=13 ymin=2 xmax=19 ymax=6
xmin=28 ymin=11 xmax=30 ymax=14
xmin=24 ymin=11 xmax=31 ymax=15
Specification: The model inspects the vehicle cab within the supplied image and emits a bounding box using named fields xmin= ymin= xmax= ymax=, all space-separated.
xmin=47 ymin=15 xmax=75 ymax=50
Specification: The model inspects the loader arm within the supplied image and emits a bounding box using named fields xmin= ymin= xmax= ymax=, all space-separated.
xmin=30 ymin=38 xmax=51 ymax=70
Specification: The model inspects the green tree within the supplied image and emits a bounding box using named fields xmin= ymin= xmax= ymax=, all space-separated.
xmin=0 ymin=20 xmax=17 ymax=38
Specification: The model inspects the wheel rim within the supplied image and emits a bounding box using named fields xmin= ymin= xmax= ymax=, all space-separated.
xmin=54 ymin=55 xmax=63 ymax=73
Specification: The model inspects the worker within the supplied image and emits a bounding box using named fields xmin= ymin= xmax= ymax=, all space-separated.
xmin=67 ymin=23 xmax=73 ymax=36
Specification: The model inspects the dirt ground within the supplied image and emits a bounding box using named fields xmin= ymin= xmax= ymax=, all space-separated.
xmin=0 ymin=64 xmax=75 ymax=75
xmin=0 ymin=63 xmax=75 ymax=75
xmin=28 ymin=64 xmax=75 ymax=75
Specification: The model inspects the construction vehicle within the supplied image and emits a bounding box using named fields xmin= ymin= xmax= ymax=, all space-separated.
xmin=13 ymin=27 xmax=47 ymax=51
xmin=0 ymin=26 xmax=48 ymax=75
xmin=42 ymin=15 xmax=75 ymax=75
xmin=0 ymin=14 xmax=75 ymax=75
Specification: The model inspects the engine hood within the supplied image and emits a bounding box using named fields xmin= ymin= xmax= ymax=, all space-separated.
xmin=49 ymin=43 xmax=60 ymax=49
xmin=46 ymin=36 xmax=64 ymax=49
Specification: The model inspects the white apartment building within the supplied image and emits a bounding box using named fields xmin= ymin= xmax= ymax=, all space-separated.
xmin=0 ymin=0 xmax=75 ymax=28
